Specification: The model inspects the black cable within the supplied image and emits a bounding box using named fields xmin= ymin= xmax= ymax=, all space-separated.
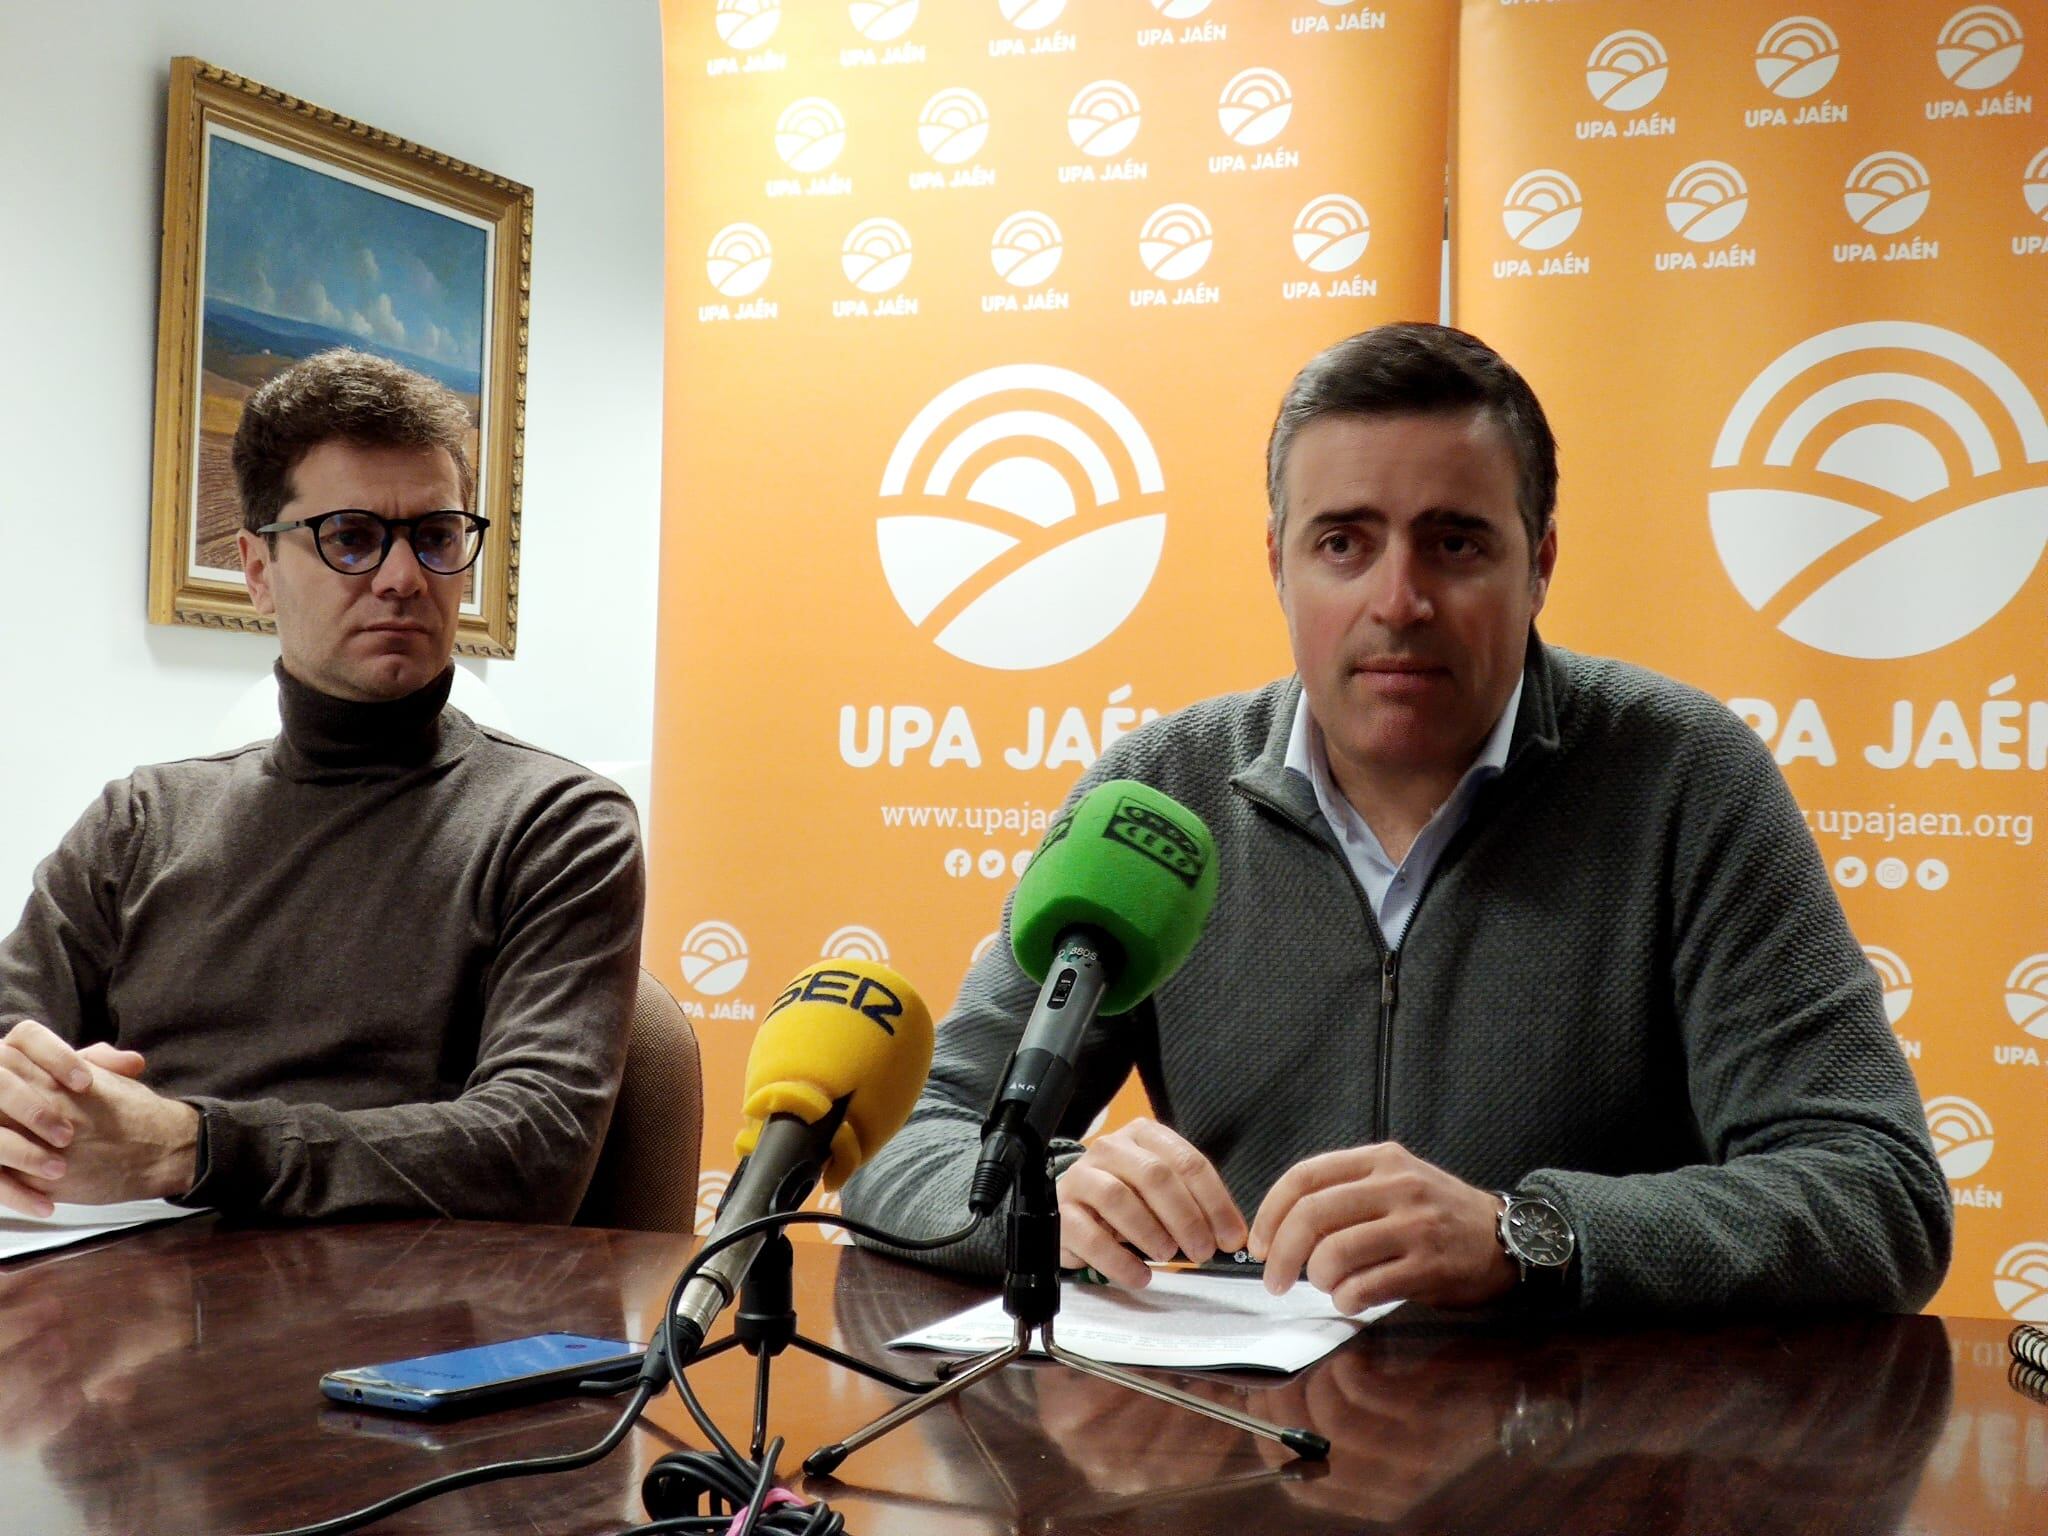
xmin=640 ymin=1209 xmax=980 ymax=1536
xmin=244 ymin=1207 xmax=979 ymax=1536
xmin=244 ymin=1381 xmax=657 ymax=1536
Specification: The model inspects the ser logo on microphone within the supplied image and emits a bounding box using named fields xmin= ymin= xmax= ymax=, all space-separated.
xmin=765 ymin=966 xmax=904 ymax=1033
xmin=1104 ymin=796 xmax=1205 ymax=887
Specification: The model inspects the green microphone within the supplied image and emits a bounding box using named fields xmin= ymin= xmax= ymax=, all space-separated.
xmin=969 ymin=780 xmax=1218 ymax=1217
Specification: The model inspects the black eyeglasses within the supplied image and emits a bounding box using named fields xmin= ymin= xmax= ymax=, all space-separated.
xmin=255 ymin=510 xmax=490 ymax=576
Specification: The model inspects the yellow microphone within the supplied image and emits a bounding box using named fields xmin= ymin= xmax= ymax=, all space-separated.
xmin=675 ymin=960 xmax=934 ymax=1357
xmin=735 ymin=959 xmax=935 ymax=1188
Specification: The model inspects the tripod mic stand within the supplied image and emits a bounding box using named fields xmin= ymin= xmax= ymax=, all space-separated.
xmin=688 ymin=1231 xmax=940 ymax=1461
xmin=802 ymin=1160 xmax=1330 ymax=1476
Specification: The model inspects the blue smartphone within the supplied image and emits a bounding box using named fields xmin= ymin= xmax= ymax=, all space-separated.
xmin=319 ymin=1331 xmax=642 ymax=1414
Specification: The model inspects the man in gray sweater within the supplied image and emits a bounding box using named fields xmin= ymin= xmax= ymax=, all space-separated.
xmin=842 ymin=323 xmax=1951 ymax=1316
xmin=0 ymin=350 xmax=644 ymax=1224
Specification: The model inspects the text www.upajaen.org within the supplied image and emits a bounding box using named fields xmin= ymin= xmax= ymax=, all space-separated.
xmin=1803 ymin=807 xmax=2034 ymax=848
xmin=880 ymin=803 xmax=1055 ymax=834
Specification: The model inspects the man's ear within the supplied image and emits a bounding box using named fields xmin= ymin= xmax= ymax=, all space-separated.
xmin=239 ymin=529 xmax=277 ymax=617
xmin=1529 ymin=518 xmax=1558 ymax=618
xmin=1266 ymin=518 xmax=1283 ymax=593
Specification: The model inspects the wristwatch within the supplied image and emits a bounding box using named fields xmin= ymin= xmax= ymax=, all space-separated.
xmin=1494 ymin=1191 xmax=1575 ymax=1286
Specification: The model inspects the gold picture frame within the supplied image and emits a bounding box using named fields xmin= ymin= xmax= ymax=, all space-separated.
xmin=149 ymin=57 xmax=530 ymax=657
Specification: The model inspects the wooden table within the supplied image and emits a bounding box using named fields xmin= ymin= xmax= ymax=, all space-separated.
xmin=1 ymin=1215 xmax=2040 ymax=1534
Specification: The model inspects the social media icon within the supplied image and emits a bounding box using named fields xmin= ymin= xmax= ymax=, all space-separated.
xmin=1915 ymin=858 xmax=1949 ymax=891
xmin=978 ymin=848 xmax=1008 ymax=878
xmin=1875 ymin=857 xmax=1909 ymax=889
xmin=945 ymin=848 xmax=972 ymax=877
xmin=1834 ymin=855 xmax=1868 ymax=887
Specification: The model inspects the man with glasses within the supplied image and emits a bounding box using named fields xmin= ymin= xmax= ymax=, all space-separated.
xmin=0 ymin=349 xmax=645 ymax=1224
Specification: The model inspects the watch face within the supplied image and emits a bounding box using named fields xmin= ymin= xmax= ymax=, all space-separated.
xmin=1505 ymin=1200 xmax=1573 ymax=1266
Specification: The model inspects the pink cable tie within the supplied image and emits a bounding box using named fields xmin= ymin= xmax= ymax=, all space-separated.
xmin=723 ymin=1486 xmax=804 ymax=1535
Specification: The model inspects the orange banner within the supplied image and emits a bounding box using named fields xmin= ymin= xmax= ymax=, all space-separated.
xmin=653 ymin=0 xmax=1456 ymax=1238
xmin=1452 ymin=0 xmax=2047 ymax=1322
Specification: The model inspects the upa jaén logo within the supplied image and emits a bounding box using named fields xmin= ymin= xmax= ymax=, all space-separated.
xmin=2026 ymin=147 xmax=2048 ymax=219
xmin=1994 ymin=1240 xmax=2048 ymax=1320
xmin=1665 ymin=162 xmax=1749 ymax=242
xmin=1937 ymin=6 xmax=2025 ymax=90
xmin=2008 ymin=953 xmax=2048 ymax=1039
xmin=1843 ymin=152 xmax=1932 ymax=235
xmin=919 ymin=88 xmax=991 ymax=164
xmin=706 ymin=224 xmax=773 ymax=298
xmin=876 ymin=366 xmax=1167 ymax=670
xmin=1217 ymin=68 xmax=1293 ymax=147
xmin=1709 ymin=323 xmax=2048 ymax=659
xmin=850 ymin=0 xmax=919 ymax=44
xmin=1000 ymin=0 xmax=1067 ymax=32
xmin=775 ymin=98 xmax=847 ymax=173
xmin=1502 ymin=170 xmax=1583 ymax=251
xmin=1293 ymin=194 xmax=1371 ymax=272
xmin=715 ymin=0 xmax=780 ymax=51
xmin=991 ymin=212 xmax=1064 ymax=287
xmin=679 ymin=920 xmax=750 ymax=997
xmin=1924 ymin=1095 xmax=1994 ymax=1180
xmin=1138 ymin=204 xmax=1214 ymax=280
xmin=1585 ymin=30 xmax=1670 ymax=111
xmin=843 ymin=218 xmax=913 ymax=294
xmin=1754 ymin=16 xmax=1840 ymax=99
xmin=1068 ymin=81 xmax=1142 ymax=158
xmin=821 ymin=925 xmax=891 ymax=963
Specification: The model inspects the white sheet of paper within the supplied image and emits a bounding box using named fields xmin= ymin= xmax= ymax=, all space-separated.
xmin=0 ymin=1199 xmax=202 ymax=1263
xmin=890 ymin=1271 xmax=1400 ymax=1373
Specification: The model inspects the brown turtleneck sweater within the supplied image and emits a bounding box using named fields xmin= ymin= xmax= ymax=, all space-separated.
xmin=0 ymin=665 xmax=645 ymax=1223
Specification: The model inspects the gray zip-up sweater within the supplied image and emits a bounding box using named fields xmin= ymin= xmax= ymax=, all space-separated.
xmin=843 ymin=639 xmax=1952 ymax=1314
xmin=0 ymin=665 xmax=644 ymax=1223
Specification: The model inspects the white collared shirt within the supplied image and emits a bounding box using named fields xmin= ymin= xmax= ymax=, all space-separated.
xmin=1283 ymin=676 xmax=1523 ymax=950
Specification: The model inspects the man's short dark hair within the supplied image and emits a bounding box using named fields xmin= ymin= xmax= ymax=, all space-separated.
xmin=231 ymin=348 xmax=476 ymax=534
xmin=1265 ymin=322 xmax=1559 ymax=552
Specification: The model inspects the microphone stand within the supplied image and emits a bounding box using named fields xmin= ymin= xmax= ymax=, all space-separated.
xmin=689 ymin=1231 xmax=941 ymax=1462
xmin=802 ymin=1157 xmax=1329 ymax=1477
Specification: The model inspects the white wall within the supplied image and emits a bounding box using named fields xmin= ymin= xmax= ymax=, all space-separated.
xmin=0 ymin=0 xmax=666 ymax=923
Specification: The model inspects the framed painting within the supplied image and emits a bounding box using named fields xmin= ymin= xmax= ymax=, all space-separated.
xmin=149 ymin=57 xmax=531 ymax=656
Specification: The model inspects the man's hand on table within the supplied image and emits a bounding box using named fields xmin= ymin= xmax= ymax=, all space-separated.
xmin=1248 ymin=1142 xmax=1516 ymax=1314
xmin=0 ymin=1019 xmax=198 ymax=1218
xmin=1055 ymin=1117 xmax=1249 ymax=1289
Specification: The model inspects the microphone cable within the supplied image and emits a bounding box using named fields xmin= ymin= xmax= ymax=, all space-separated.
xmin=244 ymin=1209 xmax=982 ymax=1536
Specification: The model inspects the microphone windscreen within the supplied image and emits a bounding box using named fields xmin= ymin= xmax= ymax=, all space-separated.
xmin=736 ymin=960 xmax=935 ymax=1189
xmin=1010 ymin=779 xmax=1218 ymax=1014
